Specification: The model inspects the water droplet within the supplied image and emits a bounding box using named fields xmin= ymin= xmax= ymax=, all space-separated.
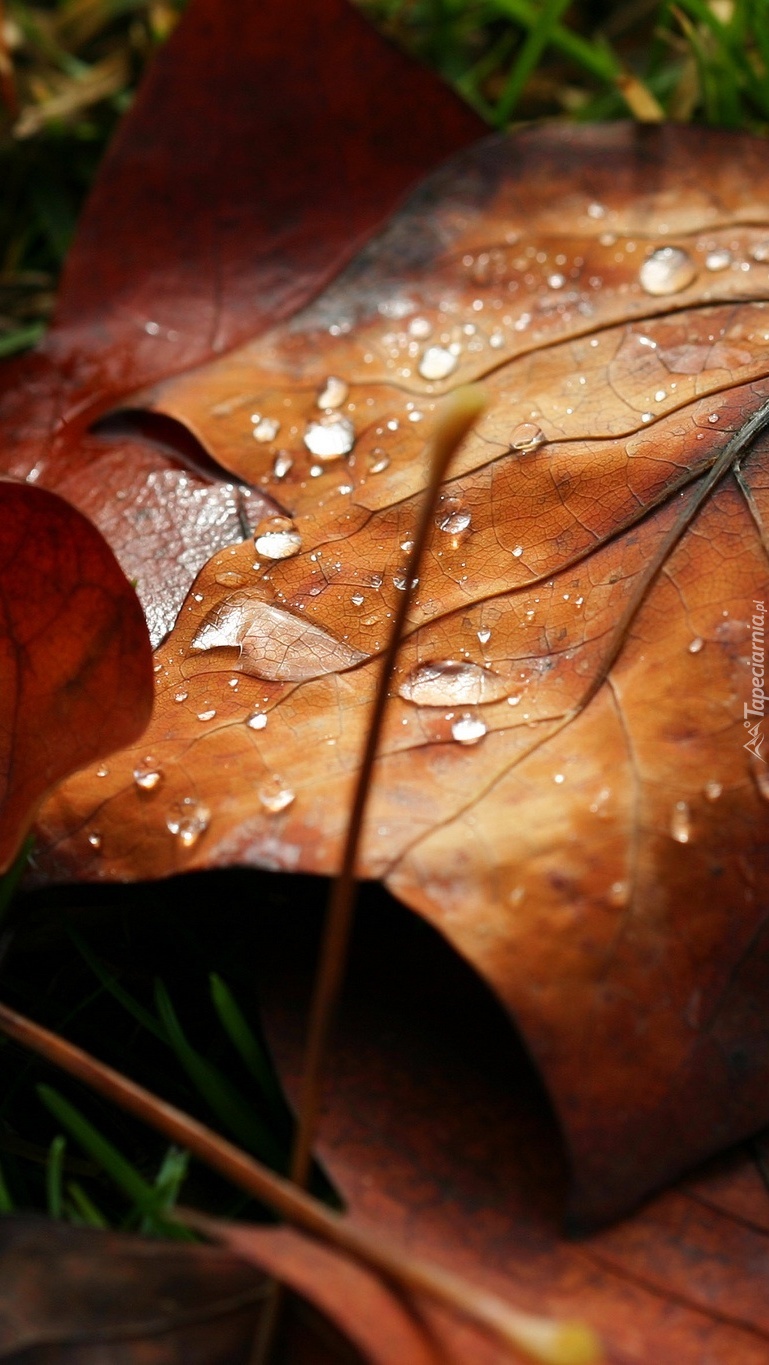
xmin=399 ymin=660 xmax=509 ymax=706
xmin=510 ymin=422 xmax=546 ymax=452
xmin=197 ymin=709 xmax=217 ymax=722
xmin=451 ymin=714 xmax=487 ymax=745
xmin=547 ymin=273 xmax=565 ymax=289
xmin=638 ymin=246 xmax=697 ymax=296
xmin=96 ymin=764 xmax=109 ymax=778
xmin=408 ymin=410 xmax=423 ymax=423
xmin=435 ymin=498 xmax=471 ymax=534
xmin=317 ymin=375 xmax=349 ymax=409
xmin=688 ymin=636 xmax=704 ymax=654
xmin=708 ymin=413 xmax=719 ymax=423
xmin=192 ymin=593 xmax=367 ymax=681
xmin=87 ymin=832 xmax=102 ymax=849
xmin=393 ymin=574 xmax=407 ymax=591
xmin=608 ymin=880 xmax=629 ymax=908
xmin=273 ymin=450 xmax=293 ymax=478
xmin=704 ymin=779 xmax=723 ymax=801
xmin=367 ymin=448 xmax=390 ymax=475
xmin=418 ymin=346 xmax=458 ymax=381
xmin=215 ymin=571 xmax=247 ymax=588
xmin=511 ymin=545 xmax=523 ymax=558
xmin=408 ymin=316 xmax=431 ymax=338
xmin=654 ymin=389 xmax=667 ymax=402
xmin=166 ymin=798 xmax=210 ymax=848
xmin=670 ymin=799 xmax=691 ymax=843
xmin=553 ymin=773 xmax=565 ymax=784
xmin=133 ymin=760 xmax=163 ymax=791
xmin=247 ymin=711 xmax=268 ymax=730
xmin=252 ymin=416 xmax=280 ymax=442
xmin=400 ymin=540 xmax=414 ymax=553
xmin=705 ymin=248 xmax=731 ymax=272
xmin=351 ymin=592 xmax=365 ymax=606
xmin=477 ymin=627 xmax=491 ymax=645
xmin=174 ymin=690 xmax=188 ymax=703
xmin=304 ymin=414 xmax=355 ymax=459
xmin=254 ymin=515 xmax=302 ymax=561
xmin=751 ymin=240 xmax=769 ymax=262
xmin=587 ymin=202 xmax=606 ymax=219
xmin=258 ymin=776 xmax=296 ymax=813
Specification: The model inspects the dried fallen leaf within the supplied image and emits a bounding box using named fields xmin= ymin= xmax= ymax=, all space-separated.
xmin=33 ymin=122 xmax=769 ymax=1225
xmin=0 ymin=479 xmax=152 ymax=872
xmin=0 ymin=1213 xmax=360 ymax=1363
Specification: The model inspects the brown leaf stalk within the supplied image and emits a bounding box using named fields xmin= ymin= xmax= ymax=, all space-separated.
xmin=289 ymin=383 xmax=489 ymax=1192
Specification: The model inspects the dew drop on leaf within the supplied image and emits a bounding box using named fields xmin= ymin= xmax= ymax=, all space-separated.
xmin=435 ymin=498 xmax=471 ymax=533
xmin=247 ymin=712 xmax=267 ymax=730
xmin=304 ymin=414 xmax=355 ymax=459
xmin=399 ymin=660 xmax=509 ymax=707
xmin=451 ymin=713 xmax=488 ymax=745
xmin=258 ymin=776 xmax=296 ymax=813
xmin=133 ymin=760 xmax=163 ymax=791
xmin=638 ymin=246 xmax=697 ymax=296
xmin=272 ymin=450 xmax=293 ymax=478
xmin=670 ymin=800 xmax=692 ymax=843
xmin=254 ymin=516 xmax=302 ymax=560
xmin=510 ymin=423 xmax=546 ymax=451
xmin=251 ymin=415 xmax=280 ymax=442
xmin=705 ymin=248 xmax=732 ymax=272
xmin=317 ymin=375 xmax=349 ymax=409
xmin=166 ymin=799 xmax=210 ymax=848
xmin=418 ymin=345 xmax=458 ymax=380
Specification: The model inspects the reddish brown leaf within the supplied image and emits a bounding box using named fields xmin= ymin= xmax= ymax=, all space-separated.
xmin=183 ymin=1215 xmax=448 ymax=1365
xmin=0 ymin=1214 xmax=361 ymax=1363
xmin=33 ymin=124 xmax=769 ymax=1225
xmin=0 ymin=0 xmax=481 ymax=642
xmin=0 ymin=479 xmax=152 ymax=872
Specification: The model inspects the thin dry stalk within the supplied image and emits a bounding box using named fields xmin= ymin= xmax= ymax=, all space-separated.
xmin=0 ymin=1000 xmax=601 ymax=1364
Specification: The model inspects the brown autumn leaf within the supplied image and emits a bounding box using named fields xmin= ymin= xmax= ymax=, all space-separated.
xmin=34 ymin=123 xmax=769 ymax=1227
xmin=0 ymin=479 xmax=153 ymax=872
xmin=0 ymin=1213 xmax=366 ymax=1364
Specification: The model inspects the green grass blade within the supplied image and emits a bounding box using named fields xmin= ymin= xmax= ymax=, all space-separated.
xmin=489 ymin=0 xmax=619 ymax=82
xmin=37 ymin=1084 xmax=186 ymax=1236
xmin=65 ymin=1181 xmax=109 ymax=1228
xmin=494 ymin=0 xmax=573 ymax=123
xmin=0 ymin=1157 xmax=14 ymax=1212
xmin=67 ymin=926 xmax=165 ymax=1041
xmin=46 ymin=1134 xmax=66 ymax=1219
xmin=153 ymin=981 xmax=288 ymax=1170
xmin=209 ymin=974 xmax=288 ymax=1119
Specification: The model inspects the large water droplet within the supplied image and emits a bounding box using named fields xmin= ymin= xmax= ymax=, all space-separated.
xmin=254 ymin=516 xmax=302 ymax=561
xmin=418 ymin=346 xmax=458 ymax=381
xmin=400 ymin=660 xmax=509 ymax=707
xmin=247 ymin=711 xmax=268 ymax=730
xmin=451 ymin=714 xmax=487 ymax=745
xmin=435 ymin=497 xmax=471 ymax=534
xmin=192 ymin=593 xmax=367 ymax=682
xmin=638 ymin=246 xmax=697 ymax=296
xmin=317 ymin=376 xmax=349 ymax=409
xmin=166 ymin=798 xmax=210 ymax=848
xmin=510 ymin=422 xmax=546 ymax=452
xmin=304 ymin=414 xmax=355 ymax=460
xmin=670 ymin=799 xmax=692 ymax=843
xmin=133 ymin=759 xmax=163 ymax=791
xmin=258 ymin=776 xmax=295 ymax=813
